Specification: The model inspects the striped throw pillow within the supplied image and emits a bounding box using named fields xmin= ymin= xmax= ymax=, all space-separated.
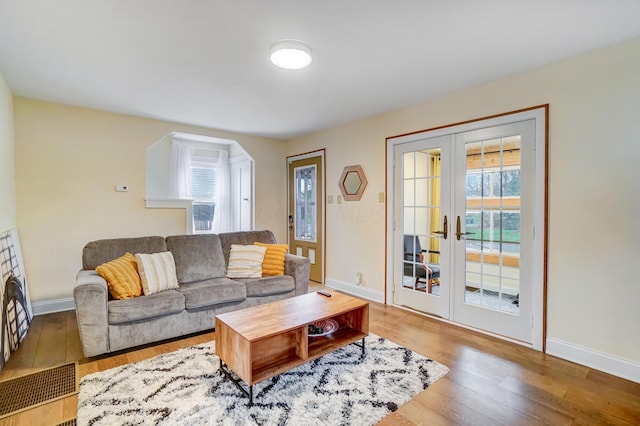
xmin=226 ymin=244 xmax=267 ymax=278
xmin=254 ymin=242 xmax=288 ymax=276
xmin=135 ymin=251 xmax=179 ymax=295
xmin=96 ymin=252 xmax=143 ymax=300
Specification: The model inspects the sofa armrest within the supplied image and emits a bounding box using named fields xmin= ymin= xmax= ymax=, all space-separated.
xmin=284 ymin=254 xmax=311 ymax=296
xmin=74 ymin=270 xmax=109 ymax=357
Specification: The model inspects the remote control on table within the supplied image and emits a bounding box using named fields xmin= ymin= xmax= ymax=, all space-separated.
xmin=317 ymin=290 xmax=332 ymax=297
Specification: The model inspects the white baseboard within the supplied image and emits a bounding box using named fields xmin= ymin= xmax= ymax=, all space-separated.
xmin=324 ymin=278 xmax=385 ymax=303
xmin=31 ymin=297 xmax=75 ymax=316
xmin=546 ymin=337 xmax=640 ymax=384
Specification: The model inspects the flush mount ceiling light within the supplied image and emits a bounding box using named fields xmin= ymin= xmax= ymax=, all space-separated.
xmin=270 ymin=39 xmax=312 ymax=70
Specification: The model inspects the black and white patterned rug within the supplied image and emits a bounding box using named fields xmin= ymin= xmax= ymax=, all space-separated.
xmin=77 ymin=334 xmax=449 ymax=425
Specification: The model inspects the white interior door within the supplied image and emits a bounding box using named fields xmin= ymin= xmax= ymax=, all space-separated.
xmin=393 ymin=136 xmax=451 ymax=318
xmin=231 ymin=158 xmax=253 ymax=231
xmin=452 ymin=120 xmax=535 ymax=343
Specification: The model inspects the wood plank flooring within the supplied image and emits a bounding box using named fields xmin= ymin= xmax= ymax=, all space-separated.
xmin=0 ymin=289 xmax=639 ymax=425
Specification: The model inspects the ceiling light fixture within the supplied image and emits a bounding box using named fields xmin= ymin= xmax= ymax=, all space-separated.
xmin=270 ymin=39 xmax=312 ymax=70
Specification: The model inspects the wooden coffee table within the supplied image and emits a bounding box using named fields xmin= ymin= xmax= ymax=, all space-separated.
xmin=214 ymin=291 xmax=369 ymax=404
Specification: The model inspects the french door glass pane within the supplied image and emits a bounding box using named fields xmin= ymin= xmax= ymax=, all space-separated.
xmin=294 ymin=165 xmax=317 ymax=241
xmin=415 ymin=178 xmax=429 ymax=206
xmin=464 ymin=136 xmax=521 ymax=313
xmin=402 ymin=149 xmax=441 ymax=296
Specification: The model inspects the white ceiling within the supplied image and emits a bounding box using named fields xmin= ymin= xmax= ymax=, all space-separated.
xmin=1 ymin=1 xmax=639 ymax=140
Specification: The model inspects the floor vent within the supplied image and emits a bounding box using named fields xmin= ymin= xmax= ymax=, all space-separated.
xmin=0 ymin=362 xmax=78 ymax=418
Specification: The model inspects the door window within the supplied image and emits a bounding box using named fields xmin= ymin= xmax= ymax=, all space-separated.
xmin=402 ymin=149 xmax=442 ymax=296
xmin=294 ymin=165 xmax=317 ymax=242
xmin=464 ymin=137 xmax=521 ymax=314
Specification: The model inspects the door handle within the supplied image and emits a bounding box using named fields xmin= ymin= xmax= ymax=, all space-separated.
xmin=288 ymin=215 xmax=294 ymax=230
xmin=432 ymin=215 xmax=448 ymax=240
xmin=455 ymin=216 xmax=471 ymax=241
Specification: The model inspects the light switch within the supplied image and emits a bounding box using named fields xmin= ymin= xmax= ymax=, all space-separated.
xmin=115 ymin=185 xmax=129 ymax=192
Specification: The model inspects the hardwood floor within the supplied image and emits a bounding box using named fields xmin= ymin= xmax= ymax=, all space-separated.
xmin=1 ymin=291 xmax=639 ymax=425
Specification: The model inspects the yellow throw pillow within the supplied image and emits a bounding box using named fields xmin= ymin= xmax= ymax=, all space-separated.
xmin=96 ymin=252 xmax=143 ymax=300
xmin=254 ymin=242 xmax=288 ymax=276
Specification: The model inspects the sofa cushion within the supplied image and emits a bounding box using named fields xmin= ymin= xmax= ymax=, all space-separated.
xmin=83 ymin=236 xmax=167 ymax=270
xmin=166 ymin=234 xmax=227 ymax=283
xmin=95 ymin=253 xmax=143 ymax=300
xmin=108 ymin=289 xmax=185 ymax=324
xmin=219 ymin=230 xmax=277 ymax=266
xmin=135 ymin=251 xmax=180 ymax=295
xmin=242 ymin=275 xmax=296 ymax=297
xmin=254 ymin=242 xmax=288 ymax=276
xmin=176 ymin=277 xmax=246 ymax=310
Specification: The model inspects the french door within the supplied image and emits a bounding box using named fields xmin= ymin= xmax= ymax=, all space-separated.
xmin=388 ymin=108 xmax=546 ymax=347
xmin=394 ymin=135 xmax=452 ymax=318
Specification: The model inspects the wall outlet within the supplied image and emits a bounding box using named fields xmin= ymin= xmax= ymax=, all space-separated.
xmin=115 ymin=185 xmax=129 ymax=192
xmin=356 ymin=272 xmax=363 ymax=285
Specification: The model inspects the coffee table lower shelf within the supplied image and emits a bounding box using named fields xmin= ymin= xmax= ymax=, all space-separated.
xmin=219 ymin=332 xmax=366 ymax=405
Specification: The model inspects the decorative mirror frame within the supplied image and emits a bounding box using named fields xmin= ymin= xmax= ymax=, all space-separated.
xmin=339 ymin=165 xmax=368 ymax=201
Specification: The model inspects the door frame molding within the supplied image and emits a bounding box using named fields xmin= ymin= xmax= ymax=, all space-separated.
xmin=385 ymin=105 xmax=548 ymax=351
xmin=286 ymin=149 xmax=326 ymax=284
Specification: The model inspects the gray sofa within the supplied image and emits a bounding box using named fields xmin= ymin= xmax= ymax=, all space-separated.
xmin=74 ymin=230 xmax=310 ymax=357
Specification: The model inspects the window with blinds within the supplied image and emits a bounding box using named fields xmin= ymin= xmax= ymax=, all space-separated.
xmin=190 ymin=163 xmax=217 ymax=201
xmin=191 ymin=157 xmax=217 ymax=232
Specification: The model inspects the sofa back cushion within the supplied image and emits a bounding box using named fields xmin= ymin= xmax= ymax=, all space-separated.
xmin=166 ymin=234 xmax=226 ymax=284
xmin=218 ymin=230 xmax=277 ymax=266
xmin=83 ymin=236 xmax=167 ymax=270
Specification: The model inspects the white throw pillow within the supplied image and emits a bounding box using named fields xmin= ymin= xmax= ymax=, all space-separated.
xmin=226 ymin=244 xmax=267 ymax=278
xmin=135 ymin=251 xmax=179 ymax=295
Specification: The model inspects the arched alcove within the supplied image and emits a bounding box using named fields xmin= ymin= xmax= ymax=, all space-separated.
xmin=145 ymin=132 xmax=254 ymax=233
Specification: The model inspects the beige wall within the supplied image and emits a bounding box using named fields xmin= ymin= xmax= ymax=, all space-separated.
xmin=0 ymin=73 xmax=15 ymax=232
xmin=288 ymin=36 xmax=640 ymax=362
xmin=9 ymin=36 xmax=640 ymax=371
xmin=14 ymin=98 xmax=288 ymax=302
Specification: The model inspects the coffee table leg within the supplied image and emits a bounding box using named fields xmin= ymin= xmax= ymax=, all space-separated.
xmin=352 ymin=337 xmax=366 ymax=355
xmin=219 ymin=361 xmax=254 ymax=406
